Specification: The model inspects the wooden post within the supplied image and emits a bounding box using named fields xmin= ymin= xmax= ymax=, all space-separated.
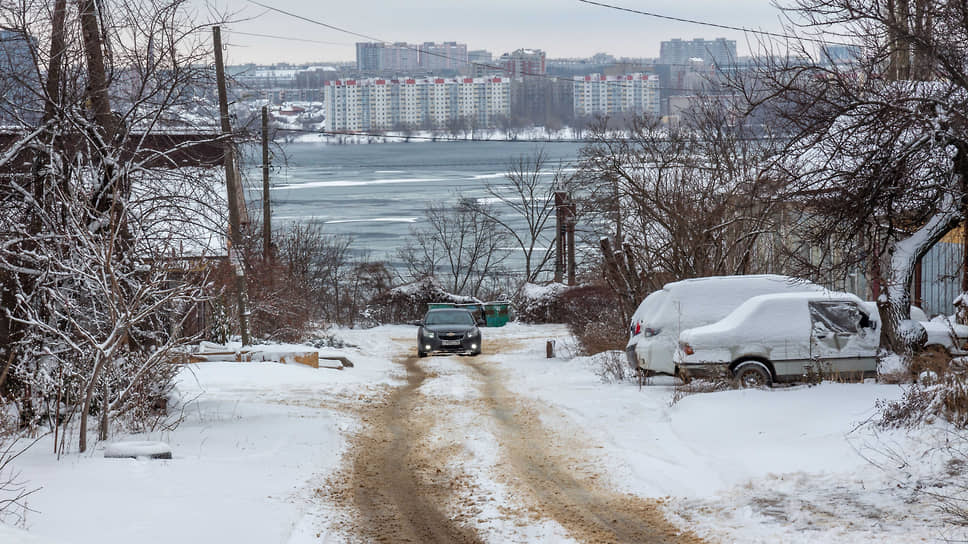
xmin=567 ymin=217 xmax=576 ymax=286
xmin=262 ymin=106 xmax=271 ymax=262
xmin=554 ymin=191 xmax=566 ymax=283
xmin=213 ymin=26 xmax=250 ymax=346
xmin=546 ymin=339 xmax=555 ymax=358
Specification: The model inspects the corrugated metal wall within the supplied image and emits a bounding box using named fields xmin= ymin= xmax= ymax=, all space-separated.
xmin=918 ymin=241 xmax=963 ymax=317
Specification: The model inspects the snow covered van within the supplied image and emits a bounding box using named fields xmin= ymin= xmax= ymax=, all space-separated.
xmin=625 ymin=275 xmax=823 ymax=376
xmin=675 ymin=291 xmax=879 ymax=387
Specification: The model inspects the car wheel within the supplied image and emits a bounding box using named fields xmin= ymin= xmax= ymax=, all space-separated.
xmin=733 ymin=361 xmax=773 ymax=388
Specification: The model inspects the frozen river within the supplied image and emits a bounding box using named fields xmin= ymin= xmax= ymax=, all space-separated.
xmin=243 ymin=140 xmax=582 ymax=273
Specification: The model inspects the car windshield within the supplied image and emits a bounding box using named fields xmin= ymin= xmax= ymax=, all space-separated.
xmin=425 ymin=310 xmax=475 ymax=326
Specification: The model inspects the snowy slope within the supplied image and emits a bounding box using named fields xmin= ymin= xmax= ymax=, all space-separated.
xmin=3 ymin=323 xmax=956 ymax=543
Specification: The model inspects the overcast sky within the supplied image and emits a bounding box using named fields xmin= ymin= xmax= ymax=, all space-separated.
xmin=194 ymin=1 xmax=792 ymax=65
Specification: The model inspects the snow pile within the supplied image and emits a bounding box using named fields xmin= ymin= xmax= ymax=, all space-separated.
xmin=103 ymin=441 xmax=172 ymax=459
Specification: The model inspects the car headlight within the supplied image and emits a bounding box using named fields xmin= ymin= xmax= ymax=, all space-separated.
xmin=469 ymin=327 xmax=480 ymax=337
xmin=423 ymin=331 xmax=435 ymax=338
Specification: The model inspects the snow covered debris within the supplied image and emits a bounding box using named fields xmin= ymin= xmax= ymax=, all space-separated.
xmin=103 ymin=441 xmax=172 ymax=459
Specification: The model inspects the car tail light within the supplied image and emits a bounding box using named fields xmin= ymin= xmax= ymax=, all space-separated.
xmin=681 ymin=343 xmax=694 ymax=356
xmin=634 ymin=322 xmax=641 ymax=335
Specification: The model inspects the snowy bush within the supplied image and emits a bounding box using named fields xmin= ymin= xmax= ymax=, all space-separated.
xmin=514 ymin=282 xmax=570 ymax=323
xmin=670 ymin=377 xmax=731 ymax=406
xmin=0 ymin=434 xmax=38 ymax=527
xmin=243 ymin=224 xmax=392 ymax=338
xmin=367 ymin=277 xmax=482 ymax=324
xmin=515 ymin=283 xmax=625 ymax=354
xmin=877 ymin=376 xmax=968 ymax=429
xmin=595 ymin=350 xmax=631 ymax=383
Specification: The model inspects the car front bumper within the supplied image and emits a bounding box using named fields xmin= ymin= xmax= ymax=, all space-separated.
xmin=419 ymin=335 xmax=481 ymax=355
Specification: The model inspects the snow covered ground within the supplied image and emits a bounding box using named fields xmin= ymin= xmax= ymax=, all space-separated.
xmin=2 ymin=323 xmax=959 ymax=543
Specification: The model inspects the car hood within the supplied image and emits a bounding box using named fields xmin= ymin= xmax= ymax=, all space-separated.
xmin=423 ymin=324 xmax=477 ymax=334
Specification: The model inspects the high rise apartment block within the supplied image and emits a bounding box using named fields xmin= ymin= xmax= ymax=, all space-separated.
xmin=419 ymin=42 xmax=468 ymax=72
xmin=324 ymin=76 xmax=510 ymax=131
xmin=572 ymin=74 xmax=660 ymax=117
xmin=659 ymin=38 xmax=736 ymax=66
xmin=356 ymin=42 xmax=468 ymax=73
xmin=356 ymin=42 xmax=420 ymax=72
xmin=498 ymin=49 xmax=546 ymax=77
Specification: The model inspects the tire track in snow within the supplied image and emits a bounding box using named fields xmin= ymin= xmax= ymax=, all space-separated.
xmin=341 ymin=353 xmax=484 ymax=543
xmin=462 ymin=348 xmax=707 ymax=544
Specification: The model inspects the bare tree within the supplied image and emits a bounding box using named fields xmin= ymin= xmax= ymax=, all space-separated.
xmin=578 ymin=103 xmax=786 ymax=313
xmin=737 ymin=0 xmax=968 ymax=358
xmin=0 ymin=0 xmax=226 ymax=453
xmin=399 ymin=200 xmax=510 ymax=298
xmin=474 ymin=150 xmax=566 ymax=283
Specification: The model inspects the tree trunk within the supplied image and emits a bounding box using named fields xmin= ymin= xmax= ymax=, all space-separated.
xmin=879 ymin=190 xmax=964 ymax=358
xmin=78 ymin=354 xmax=106 ymax=453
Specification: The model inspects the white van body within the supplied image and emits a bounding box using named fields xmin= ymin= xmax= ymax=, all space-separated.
xmin=870 ymin=303 xmax=968 ymax=356
xmin=625 ymin=275 xmax=824 ymax=376
xmin=676 ymin=291 xmax=879 ymax=384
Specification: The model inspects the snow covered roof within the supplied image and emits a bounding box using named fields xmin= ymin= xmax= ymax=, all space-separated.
xmin=634 ymin=274 xmax=824 ymax=329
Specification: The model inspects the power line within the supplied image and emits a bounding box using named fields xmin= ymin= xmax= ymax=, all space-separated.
xmin=242 ymin=0 xmax=739 ymax=93
xmin=231 ymin=31 xmax=351 ymax=47
xmin=246 ymin=0 xmax=384 ymax=43
xmin=576 ymin=0 xmax=856 ymax=47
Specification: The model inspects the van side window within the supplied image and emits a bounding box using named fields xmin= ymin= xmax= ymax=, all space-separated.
xmin=808 ymin=301 xmax=862 ymax=334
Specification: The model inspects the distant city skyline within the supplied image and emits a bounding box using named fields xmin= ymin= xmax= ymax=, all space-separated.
xmin=195 ymin=0 xmax=791 ymax=65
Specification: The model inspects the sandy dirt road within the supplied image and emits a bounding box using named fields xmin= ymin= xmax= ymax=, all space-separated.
xmin=332 ymin=334 xmax=705 ymax=543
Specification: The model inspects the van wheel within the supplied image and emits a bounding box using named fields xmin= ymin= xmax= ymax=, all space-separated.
xmin=733 ymin=361 xmax=773 ymax=388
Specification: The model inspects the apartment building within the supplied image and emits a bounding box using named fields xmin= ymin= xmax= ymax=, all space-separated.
xmin=498 ymin=49 xmax=546 ymax=77
xmin=324 ymin=76 xmax=510 ymax=131
xmin=356 ymin=42 xmax=420 ymax=72
xmin=356 ymin=42 xmax=469 ymax=74
xmin=419 ymin=42 xmax=469 ymax=72
xmin=572 ymin=74 xmax=660 ymax=117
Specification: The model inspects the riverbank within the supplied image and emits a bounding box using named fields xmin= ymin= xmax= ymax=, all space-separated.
xmin=279 ymin=126 xmax=586 ymax=145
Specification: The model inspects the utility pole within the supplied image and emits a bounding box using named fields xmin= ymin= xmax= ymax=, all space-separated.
xmin=566 ymin=214 xmax=576 ymax=286
xmin=262 ymin=106 xmax=271 ymax=262
xmin=213 ymin=26 xmax=250 ymax=346
xmin=78 ymin=0 xmax=116 ymax=141
xmin=554 ymin=191 xmax=577 ymax=285
xmin=554 ymin=191 xmax=566 ymax=283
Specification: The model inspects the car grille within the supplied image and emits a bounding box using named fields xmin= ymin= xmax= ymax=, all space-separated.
xmin=439 ymin=332 xmax=464 ymax=340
